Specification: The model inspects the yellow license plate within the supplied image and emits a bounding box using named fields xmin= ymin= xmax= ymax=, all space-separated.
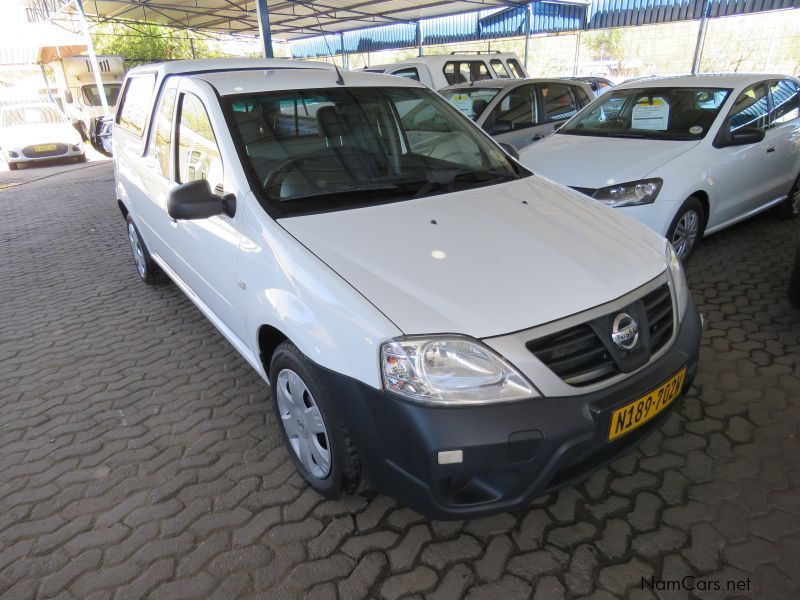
xmin=34 ymin=144 xmax=57 ymax=152
xmin=608 ymin=368 xmax=686 ymax=441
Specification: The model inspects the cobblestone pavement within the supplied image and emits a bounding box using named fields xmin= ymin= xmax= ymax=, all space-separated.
xmin=1 ymin=163 xmax=799 ymax=600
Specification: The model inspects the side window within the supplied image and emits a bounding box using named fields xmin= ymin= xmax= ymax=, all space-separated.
xmin=148 ymin=80 xmax=177 ymax=178
xmin=490 ymin=59 xmax=511 ymax=79
xmin=728 ymin=84 xmax=770 ymax=132
xmin=443 ymin=62 xmax=458 ymax=86
xmin=507 ymin=59 xmax=525 ymax=78
xmin=769 ymin=79 xmax=800 ymax=125
xmin=443 ymin=62 xmax=491 ymax=85
xmin=176 ymin=93 xmax=223 ymax=194
xmin=392 ymin=68 xmax=420 ymax=82
xmin=488 ymin=86 xmax=535 ymax=131
xmin=116 ymin=74 xmax=156 ymax=136
xmin=541 ymin=83 xmax=579 ymax=122
xmin=575 ymin=86 xmax=593 ymax=107
xmin=470 ymin=62 xmax=492 ymax=82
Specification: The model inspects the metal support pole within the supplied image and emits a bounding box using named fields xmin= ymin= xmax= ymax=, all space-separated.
xmin=40 ymin=64 xmax=55 ymax=104
xmin=255 ymin=0 xmax=274 ymax=58
xmin=573 ymin=30 xmax=581 ymax=76
xmin=340 ymin=33 xmax=348 ymax=69
xmin=189 ymin=32 xmax=197 ymax=59
xmin=75 ymin=0 xmax=109 ymax=116
xmin=417 ymin=21 xmax=423 ymax=56
xmin=523 ymin=3 xmax=531 ymax=69
xmin=691 ymin=0 xmax=712 ymax=74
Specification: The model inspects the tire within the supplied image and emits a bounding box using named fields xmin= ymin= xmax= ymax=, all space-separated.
xmin=8 ymin=162 xmax=18 ymax=171
xmin=269 ymin=340 xmax=361 ymax=497
xmin=777 ymin=173 xmax=800 ymax=219
xmin=76 ymin=153 xmax=87 ymax=163
xmin=126 ymin=215 xmax=168 ymax=285
xmin=789 ymin=241 xmax=800 ymax=308
xmin=667 ymin=197 xmax=705 ymax=262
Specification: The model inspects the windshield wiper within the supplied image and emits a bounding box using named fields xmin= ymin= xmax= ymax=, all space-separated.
xmin=277 ymin=183 xmax=403 ymax=202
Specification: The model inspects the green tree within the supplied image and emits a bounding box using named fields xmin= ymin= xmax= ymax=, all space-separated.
xmin=91 ymin=23 xmax=226 ymax=66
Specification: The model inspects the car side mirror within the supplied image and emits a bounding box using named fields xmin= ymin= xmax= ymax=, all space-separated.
xmin=167 ymin=179 xmax=235 ymax=220
xmin=714 ymin=125 xmax=765 ymax=148
xmin=486 ymin=120 xmax=512 ymax=135
xmin=498 ymin=142 xmax=519 ymax=160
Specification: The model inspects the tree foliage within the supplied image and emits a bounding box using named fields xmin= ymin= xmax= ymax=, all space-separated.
xmin=91 ymin=23 xmax=226 ymax=66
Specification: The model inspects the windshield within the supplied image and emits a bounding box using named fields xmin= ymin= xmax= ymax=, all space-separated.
xmin=441 ymin=88 xmax=500 ymax=121
xmin=81 ymin=84 xmax=122 ymax=107
xmin=225 ymin=87 xmax=525 ymax=216
xmin=2 ymin=105 xmax=65 ymax=128
xmin=560 ymin=86 xmax=732 ymax=140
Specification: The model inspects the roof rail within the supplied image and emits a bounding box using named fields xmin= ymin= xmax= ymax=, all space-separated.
xmin=448 ymin=50 xmax=501 ymax=55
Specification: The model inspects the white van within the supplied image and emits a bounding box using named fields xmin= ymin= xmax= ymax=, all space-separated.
xmin=55 ymin=55 xmax=125 ymax=139
xmin=364 ymin=52 xmax=528 ymax=90
xmin=113 ymin=59 xmax=700 ymax=518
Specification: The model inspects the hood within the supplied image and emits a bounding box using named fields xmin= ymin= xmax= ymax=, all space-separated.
xmin=0 ymin=122 xmax=81 ymax=148
xmin=280 ymin=177 xmax=668 ymax=339
xmin=519 ymin=133 xmax=699 ymax=189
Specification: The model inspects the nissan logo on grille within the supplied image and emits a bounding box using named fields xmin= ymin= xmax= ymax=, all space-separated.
xmin=611 ymin=313 xmax=639 ymax=351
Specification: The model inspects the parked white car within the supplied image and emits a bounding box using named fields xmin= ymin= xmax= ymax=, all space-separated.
xmin=519 ymin=74 xmax=800 ymax=259
xmin=0 ymin=103 xmax=85 ymax=169
xmin=114 ymin=59 xmax=700 ymax=518
xmin=363 ymin=52 xmax=527 ymax=90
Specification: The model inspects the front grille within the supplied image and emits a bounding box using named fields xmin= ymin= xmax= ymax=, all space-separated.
xmin=642 ymin=283 xmax=674 ymax=353
xmin=22 ymin=143 xmax=68 ymax=158
xmin=526 ymin=324 xmax=617 ymax=386
xmin=527 ymin=282 xmax=675 ymax=387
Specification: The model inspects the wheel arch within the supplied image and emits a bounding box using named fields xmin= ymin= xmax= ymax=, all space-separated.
xmin=688 ymin=190 xmax=710 ymax=231
xmin=257 ymin=324 xmax=288 ymax=380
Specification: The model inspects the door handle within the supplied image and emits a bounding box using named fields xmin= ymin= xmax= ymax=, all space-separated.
xmin=766 ymin=146 xmax=776 ymax=153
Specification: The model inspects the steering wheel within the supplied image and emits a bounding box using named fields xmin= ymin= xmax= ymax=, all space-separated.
xmin=263 ymin=155 xmax=308 ymax=190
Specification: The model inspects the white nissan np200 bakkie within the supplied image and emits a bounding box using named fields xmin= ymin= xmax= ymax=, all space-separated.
xmin=113 ymin=59 xmax=701 ymax=519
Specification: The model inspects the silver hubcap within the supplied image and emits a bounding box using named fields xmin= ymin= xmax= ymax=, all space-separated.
xmin=671 ymin=209 xmax=699 ymax=259
xmin=276 ymin=369 xmax=331 ymax=479
xmin=127 ymin=223 xmax=146 ymax=277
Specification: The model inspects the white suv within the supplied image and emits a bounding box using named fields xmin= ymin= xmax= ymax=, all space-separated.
xmin=113 ymin=59 xmax=701 ymax=518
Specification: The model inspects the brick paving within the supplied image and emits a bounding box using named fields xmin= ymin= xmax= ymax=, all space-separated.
xmin=1 ymin=162 xmax=799 ymax=599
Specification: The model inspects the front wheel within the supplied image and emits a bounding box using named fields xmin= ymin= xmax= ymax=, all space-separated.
xmin=667 ymin=197 xmax=705 ymax=262
xmin=7 ymin=162 xmax=18 ymax=171
xmin=269 ymin=340 xmax=361 ymax=497
xmin=777 ymin=174 xmax=800 ymax=219
xmin=126 ymin=215 xmax=168 ymax=285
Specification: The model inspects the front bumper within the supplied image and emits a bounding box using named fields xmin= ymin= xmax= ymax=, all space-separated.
xmin=4 ymin=145 xmax=84 ymax=164
xmin=319 ymin=298 xmax=701 ymax=519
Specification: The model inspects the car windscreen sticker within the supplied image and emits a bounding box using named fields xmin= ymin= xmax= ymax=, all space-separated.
xmin=631 ymin=96 xmax=669 ymax=131
xmin=449 ymin=93 xmax=473 ymax=117
xmin=689 ymin=125 xmax=703 ymax=135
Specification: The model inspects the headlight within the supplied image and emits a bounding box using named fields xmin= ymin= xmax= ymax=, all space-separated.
xmin=593 ymin=178 xmax=662 ymax=208
xmin=380 ymin=336 xmax=537 ymax=405
xmin=666 ymin=243 xmax=689 ymax=321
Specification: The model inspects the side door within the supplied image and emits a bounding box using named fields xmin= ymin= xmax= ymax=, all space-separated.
xmin=167 ymin=79 xmax=245 ymax=337
xmin=114 ymin=72 xmax=158 ymax=246
xmin=709 ymin=82 xmax=775 ymax=225
xmin=481 ymin=84 xmax=538 ymax=150
xmin=136 ymin=76 xmax=179 ymax=264
xmin=535 ymin=82 xmax=582 ymax=139
xmin=766 ymin=78 xmax=800 ymax=196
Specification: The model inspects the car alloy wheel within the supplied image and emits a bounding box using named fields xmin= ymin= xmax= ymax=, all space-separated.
xmin=275 ymin=368 xmax=332 ymax=479
xmin=671 ymin=209 xmax=699 ymax=260
xmin=128 ymin=222 xmax=147 ymax=278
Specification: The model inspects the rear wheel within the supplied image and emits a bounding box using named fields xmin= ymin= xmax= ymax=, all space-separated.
xmin=76 ymin=153 xmax=87 ymax=164
xmin=269 ymin=340 xmax=361 ymax=497
xmin=777 ymin=173 xmax=800 ymax=219
xmin=126 ymin=215 xmax=168 ymax=285
xmin=667 ymin=197 xmax=705 ymax=261
xmin=8 ymin=162 xmax=18 ymax=171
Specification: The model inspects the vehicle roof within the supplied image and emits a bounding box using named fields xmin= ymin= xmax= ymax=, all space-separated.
xmin=441 ymin=78 xmax=589 ymax=92
xmin=384 ymin=53 xmax=520 ymax=68
xmin=614 ymin=73 xmax=797 ymax=90
xmin=125 ymin=58 xmax=335 ymax=79
xmin=196 ymin=68 xmax=426 ymax=96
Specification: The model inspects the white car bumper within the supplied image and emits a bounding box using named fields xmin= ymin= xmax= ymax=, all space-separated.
xmin=4 ymin=143 xmax=84 ymax=164
xmin=616 ymin=200 xmax=681 ymax=238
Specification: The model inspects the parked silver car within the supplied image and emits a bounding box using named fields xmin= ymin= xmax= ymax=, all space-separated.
xmin=441 ymin=78 xmax=594 ymax=151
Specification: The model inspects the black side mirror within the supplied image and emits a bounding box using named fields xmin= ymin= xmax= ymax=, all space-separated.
xmin=167 ymin=179 xmax=235 ymax=220
xmin=499 ymin=142 xmax=519 ymax=160
xmin=486 ymin=120 xmax=512 ymax=135
xmin=714 ymin=125 xmax=765 ymax=148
